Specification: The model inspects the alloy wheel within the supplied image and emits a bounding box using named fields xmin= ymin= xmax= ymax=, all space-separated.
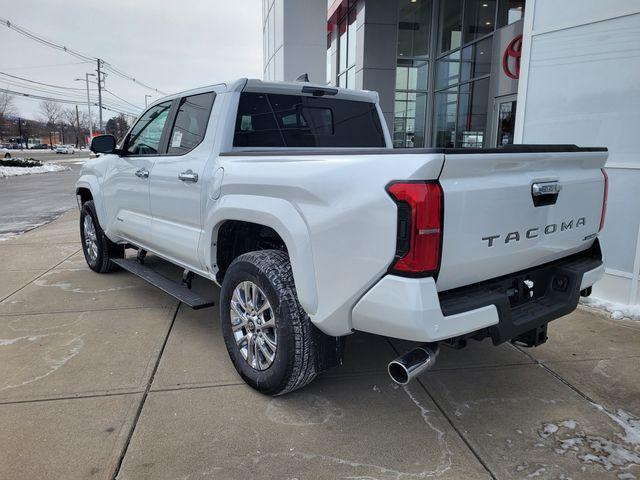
xmin=83 ymin=215 xmax=99 ymax=264
xmin=230 ymin=281 xmax=277 ymax=370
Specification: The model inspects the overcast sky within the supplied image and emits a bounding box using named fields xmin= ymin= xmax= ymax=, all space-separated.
xmin=0 ymin=0 xmax=262 ymax=122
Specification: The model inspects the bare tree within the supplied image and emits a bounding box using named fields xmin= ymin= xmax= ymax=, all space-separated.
xmin=105 ymin=114 xmax=130 ymax=142
xmin=39 ymin=100 xmax=62 ymax=146
xmin=62 ymin=108 xmax=80 ymax=146
xmin=61 ymin=108 xmax=77 ymax=126
xmin=39 ymin=100 xmax=62 ymax=124
xmin=0 ymin=92 xmax=16 ymax=120
xmin=0 ymin=92 xmax=16 ymax=141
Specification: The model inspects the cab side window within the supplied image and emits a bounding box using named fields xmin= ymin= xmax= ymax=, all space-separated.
xmin=125 ymin=101 xmax=172 ymax=155
xmin=167 ymin=92 xmax=216 ymax=155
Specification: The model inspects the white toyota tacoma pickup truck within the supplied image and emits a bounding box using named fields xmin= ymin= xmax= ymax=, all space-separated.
xmin=77 ymin=78 xmax=608 ymax=395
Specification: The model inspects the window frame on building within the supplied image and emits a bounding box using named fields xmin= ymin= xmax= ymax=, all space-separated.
xmin=433 ymin=33 xmax=493 ymax=147
xmin=336 ymin=3 xmax=358 ymax=89
xmin=394 ymin=0 xmax=433 ymax=148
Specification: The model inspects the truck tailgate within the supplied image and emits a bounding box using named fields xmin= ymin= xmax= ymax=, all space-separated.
xmin=436 ymin=150 xmax=607 ymax=291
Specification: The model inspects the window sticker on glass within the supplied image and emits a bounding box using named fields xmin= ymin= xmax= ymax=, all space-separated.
xmin=171 ymin=131 xmax=183 ymax=148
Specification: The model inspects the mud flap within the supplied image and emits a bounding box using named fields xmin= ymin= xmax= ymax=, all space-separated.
xmin=312 ymin=324 xmax=345 ymax=372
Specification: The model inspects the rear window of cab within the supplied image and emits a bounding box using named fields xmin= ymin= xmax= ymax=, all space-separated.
xmin=233 ymin=92 xmax=385 ymax=148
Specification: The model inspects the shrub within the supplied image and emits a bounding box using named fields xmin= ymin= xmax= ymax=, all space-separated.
xmin=0 ymin=158 xmax=43 ymax=167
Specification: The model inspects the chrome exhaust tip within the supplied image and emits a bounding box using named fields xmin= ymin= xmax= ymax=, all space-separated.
xmin=388 ymin=343 xmax=439 ymax=385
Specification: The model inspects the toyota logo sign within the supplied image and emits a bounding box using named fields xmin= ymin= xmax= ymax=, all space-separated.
xmin=502 ymin=34 xmax=522 ymax=80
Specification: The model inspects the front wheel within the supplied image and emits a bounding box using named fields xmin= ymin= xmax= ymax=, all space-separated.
xmin=80 ymin=200 xmax=123 ymax=273
xmin=220 ymin=250 xmax=317 ymax=396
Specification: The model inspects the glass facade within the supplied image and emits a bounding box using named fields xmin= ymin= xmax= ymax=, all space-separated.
xmin=394 ymin=0 xmax=432 ymax=147
xmin=433 ymin=35 xmax=492 ymax=147
xmin=337 ymin=6 xmax=357 ymax=89
xmin=395 ymin=0 xmax=522 ymax=148
xmin=497 ymin=0 xmax=525 ymax=26
xmin=394 ymin=60 xmax=428 ymax=147
xmin=325 ymin=0 xmax=524 ymax=148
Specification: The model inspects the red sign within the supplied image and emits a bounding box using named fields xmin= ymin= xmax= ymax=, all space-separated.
xmin=502 ymin=34 xmax=523 ymax=80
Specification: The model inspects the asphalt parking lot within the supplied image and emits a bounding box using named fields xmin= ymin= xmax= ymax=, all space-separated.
xmin=0 ymin=211 xmax=639 ymax=480
xmin=0 ymin=151 xmax=89 ymax=239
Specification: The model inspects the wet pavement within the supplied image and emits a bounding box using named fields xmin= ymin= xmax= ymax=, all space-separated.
xmin=0 ymin=211 xmax=639 ymax=479
xmin=0 ymin=153 xmax=88 ymax=240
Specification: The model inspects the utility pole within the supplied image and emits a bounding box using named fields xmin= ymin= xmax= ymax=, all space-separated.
xmin=17 ymin=117 xmax=23 ymax=147
xmin=145 ymin=94 xmax=151 ymax=107
xmin=75 ymin=105 xmax=81 ymax=148
xmin=76 ymin=73 xmax=96 ymax=141
xmin=97 ymin=59 xmax=104 ymax=133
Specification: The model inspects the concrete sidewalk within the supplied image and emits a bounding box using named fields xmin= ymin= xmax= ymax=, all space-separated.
xmin=0 ymin=211 xmax=638 ymax=479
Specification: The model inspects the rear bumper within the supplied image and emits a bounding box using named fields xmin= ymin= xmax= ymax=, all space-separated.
xmin=352 ymin=241 xmax=603 ymax=343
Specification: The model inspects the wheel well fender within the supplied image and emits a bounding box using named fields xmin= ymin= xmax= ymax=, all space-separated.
xmin=204 ymin=194 xmax=318 ymax=315
xmin=75 ymin=176 xmax=106 ymax=226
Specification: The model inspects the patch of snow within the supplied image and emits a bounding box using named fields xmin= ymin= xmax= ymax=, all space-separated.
xmin=592 ymin=405 xmax=640 ymax=446
xmin=560 ymin=420 xmax=577 ymax=430
xmin=540 ymin=423 xmax=559 ymax=438
xmin=527 ymin=467 xmax=546 ymax=477
xmin=581 ymin=297 xmax=640 ymax=322
xmin=0 ymin=163 xmax=70 ymax=178
xmin=618 ymin=473 xmax=637 ymax=480
xmin=539 ymin=411 xmax=640 ymax=473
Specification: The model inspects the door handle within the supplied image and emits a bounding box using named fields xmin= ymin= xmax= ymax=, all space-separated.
xmin=178 ymin=169 xmax=198 ymax=183
xmin=134 ymin=169 xmax=149 ymax=179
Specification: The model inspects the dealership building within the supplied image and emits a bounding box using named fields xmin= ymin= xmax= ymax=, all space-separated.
xmin=262 ymin=0 xmax=640 ymax=307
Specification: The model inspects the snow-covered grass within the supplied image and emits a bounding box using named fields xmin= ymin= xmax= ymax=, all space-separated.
xmin=0 ymin=163 xmax=70 ymax=178
xmin=580 ymin=297 xmax=640 ymax=321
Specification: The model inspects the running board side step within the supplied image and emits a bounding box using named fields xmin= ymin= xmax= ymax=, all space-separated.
xmin=111 ymin=258 xmax=215 ymax=310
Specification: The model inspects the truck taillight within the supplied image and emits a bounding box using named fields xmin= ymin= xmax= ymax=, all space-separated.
xmin=599 ymin=168 xmax=608 ymax=232
xmin=386 ymin=181 xmax=443 ymax=277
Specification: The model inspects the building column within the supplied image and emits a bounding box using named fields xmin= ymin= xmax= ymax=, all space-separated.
xmin=263 ymin=0 xmax=327 ymax=84
xmin=355 ymin=0 xmax=399 ymax=131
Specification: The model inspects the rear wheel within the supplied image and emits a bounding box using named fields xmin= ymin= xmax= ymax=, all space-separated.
xmin=3 ymin=152 xmax=10 ymax=159
xmin=220 ymin=250 xmax=317 ymax=395
xmin=80 ymin=200 xmax=123 ymax=273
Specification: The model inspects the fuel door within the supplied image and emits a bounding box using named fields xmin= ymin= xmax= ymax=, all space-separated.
xmin=210 ymin=167 xmax=224 ymax=200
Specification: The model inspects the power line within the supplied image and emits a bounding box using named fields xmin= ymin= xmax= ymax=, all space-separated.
xmin=0 ymin=17 xmax=94 ymax=62
xmin=1 ymin=16 xmax=168 ymax=95
xmin=0 ymin=71 xmax=96 ymax=92
xmin=0 ymin=79 xmax=138 ymax=113
xmin=2 ymin=61 xmax=93 ymax=71
xmin=0 ymin=79 xmax=90 ymax=101
xmin=0 ymin=87 xmax=139 ymax=116
xmin=103 ymin=88 xmax=142 ymax=110
xmin=101 ymin=63 xmax=166 ymax=95
xmin=0 ymin=79 xmax=123 ymax=110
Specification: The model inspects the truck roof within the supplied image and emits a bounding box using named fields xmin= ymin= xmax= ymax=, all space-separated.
xmin=147 ymin=78 xmax=379 ymax=109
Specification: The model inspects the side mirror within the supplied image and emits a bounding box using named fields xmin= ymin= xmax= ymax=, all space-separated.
xmin=90 ymin=134 xmax=117 ymax=154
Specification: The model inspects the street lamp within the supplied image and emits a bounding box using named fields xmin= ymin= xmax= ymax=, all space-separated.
xmin=75 ymin=73 xmax=96 ymax=141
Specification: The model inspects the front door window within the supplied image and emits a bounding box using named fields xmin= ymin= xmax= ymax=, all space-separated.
xmin=125 ymin=101 xmax=172 ymax=155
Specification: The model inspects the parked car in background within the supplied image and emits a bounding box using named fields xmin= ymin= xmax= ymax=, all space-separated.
xmin=55 ymin=144 xmax=75 ymax=154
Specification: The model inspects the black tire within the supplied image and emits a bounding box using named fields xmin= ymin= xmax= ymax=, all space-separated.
xmin=4 ymin=153 xmax=10 ymax=159
xmin=80 ymin=200 xmax=124 ymax=273
xmin=220 ymin=250 xmax=317 ymax=396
